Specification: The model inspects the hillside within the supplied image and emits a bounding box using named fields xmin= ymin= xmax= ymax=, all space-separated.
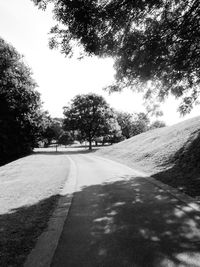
xmin=96 ymin=116 xmax=200 ymax=197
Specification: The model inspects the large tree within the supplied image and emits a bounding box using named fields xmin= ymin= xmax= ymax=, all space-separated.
xmin=63 ymin=93 xmax=119 ymax=149
xmin=0 ymin=37 xmax=44 ymax=164
xmin=33 ymin=0 xmax=200 ymax=114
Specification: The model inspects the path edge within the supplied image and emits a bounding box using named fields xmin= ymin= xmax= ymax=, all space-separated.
xmin=24 ymin=156 xmax=77 ymax=267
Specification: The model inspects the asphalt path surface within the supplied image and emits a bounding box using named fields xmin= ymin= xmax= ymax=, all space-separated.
xmin=51 ymin=153 xmax=200 ymax=267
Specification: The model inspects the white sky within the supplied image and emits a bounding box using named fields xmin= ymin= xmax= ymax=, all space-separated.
xmin=0 ymin=0 xmax=199 ymax=125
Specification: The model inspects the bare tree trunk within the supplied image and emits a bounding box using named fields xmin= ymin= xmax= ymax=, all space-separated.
xmin=89 ymin=139 xmax=92 ymax=150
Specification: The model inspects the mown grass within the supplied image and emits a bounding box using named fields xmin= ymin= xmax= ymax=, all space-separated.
xmin=0 ymin=154 xmax=69 ymax=267
xmin=96 ymin=116 xmax=200 ymax=197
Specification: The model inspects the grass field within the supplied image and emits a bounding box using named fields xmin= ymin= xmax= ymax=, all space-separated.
xmin=96 ymin=116 xmax=200 ymax=198
xmin=0 ymin=153 xmax=69 ymax=267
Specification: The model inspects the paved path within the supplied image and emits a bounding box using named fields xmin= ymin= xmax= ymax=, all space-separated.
xmin=51 ymin=154 xmax=200 ymax=267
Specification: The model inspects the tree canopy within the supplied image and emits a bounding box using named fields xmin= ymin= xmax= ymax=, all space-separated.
xmin=0 ymin=37 xmax=44 ymax=164
xmin=63 ymin=93 xmax=120 ymax=149
xmin=33 ymin=0 xmax=200 ymax=114
xmin=116 ymin=111 xmax=150 ymax=139
xmin=58 ymin=131 xmax=74 ymax=146
xmin=149 ymin=120 xmax=166 ymax=130
xmin=116 ymin=111 xmax=134 ymax=139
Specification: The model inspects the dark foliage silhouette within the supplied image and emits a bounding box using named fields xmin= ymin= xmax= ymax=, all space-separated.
xmin=0 ymin=37 xmax=44 ymax=165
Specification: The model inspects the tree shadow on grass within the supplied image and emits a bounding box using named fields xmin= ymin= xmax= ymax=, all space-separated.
xmin=0 ymin=146 xmax=99 ymax=167
xmin=0 ymin=195 xmax=60 ymax=267
xmin=33 ymin=148 xmax=99 ymax=156
xmin=0 ymin=153 xmax=30 ymax=168
xmin=52 ymin=176 xmax=200 ymax=267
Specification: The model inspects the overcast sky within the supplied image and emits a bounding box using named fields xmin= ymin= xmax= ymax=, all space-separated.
xmin=0 ymin=0 xmax=199 ymax=125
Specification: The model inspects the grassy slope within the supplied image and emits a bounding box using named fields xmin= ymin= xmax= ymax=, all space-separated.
xmin=96 ymin=116 xmax=200 ymax=197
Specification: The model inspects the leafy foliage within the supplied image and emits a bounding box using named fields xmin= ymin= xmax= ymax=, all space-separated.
xmin=116 ymin=111 xmax=150 ymax=139
xmin=0 ymin=37 xmax=43 ymax=164
xmin=40 ymin=117 xmax=64 ymax=146
xmin=58 ymin=131 xmax=74 ymax=146
xmin=33 ymin=0 xmax=200 ymax=114
xmin=149 ymin=120 xmax=166 ymax=130
xmin=131 ymin=112 xmax=150 ymax=136
xmin=63 ymin=93 xmax=120 ymax=149
xmin=116 ymin=111 xmax=134 ymax=139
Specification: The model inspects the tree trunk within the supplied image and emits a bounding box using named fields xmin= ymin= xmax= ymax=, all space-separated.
xmin=89 ymin=139 xmax=92 ymax=150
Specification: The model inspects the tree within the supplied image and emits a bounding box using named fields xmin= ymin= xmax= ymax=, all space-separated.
xmin=116 ymin=111 xmax=134 ymax=139
xmin=50 ymin=118 xmax=63 ymax=143
xmin=0 ymin=37 xmax=43 ymax=164
xmin=58 ymin=131 xmax=74 ymax=147
xmin=101 ymin=117 xmax=122 ymax=145
xmin=63 ymin=93 xmax=119 ymax=150
xmin=41 ymin=117 xmax=63 ymax=146
xmin=33 ymin=0 xmax=200 ymax=114
xmin=149 ymin=120 xmax=166 ymax=130
xmin=116 ymin=111 xmax=150 ymax=139
xmin=129 ymin=112 xmax=150 ymax=137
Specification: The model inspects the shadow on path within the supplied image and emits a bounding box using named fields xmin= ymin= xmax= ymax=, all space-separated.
xmin=52 ymin=176 xmax=200 ymax=267
xmin=1 ymin=175 xmax=200 ymax=267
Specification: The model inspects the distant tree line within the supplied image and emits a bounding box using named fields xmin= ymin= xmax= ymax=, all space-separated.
xmin=39 ymin=97 xmax=166 ymax=150
xmin=52 ymin=93 xmax=166 ymax=150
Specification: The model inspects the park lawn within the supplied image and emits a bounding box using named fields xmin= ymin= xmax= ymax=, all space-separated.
xmin=0 ymin=153 xmax=69 ymax=267
xmin=96 ymin=116 xmax=200 ymax=198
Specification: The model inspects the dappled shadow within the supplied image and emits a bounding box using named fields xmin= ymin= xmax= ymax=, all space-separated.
xmin=2 ymin=174 xmax=200 ymax=267
xmin=52 ymin=176 xmax=200 ymax=267
xmin=153 ymin=130 xmax=200 ymax=197
xmin=0 ymin=195 xmax=60 ymax=267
